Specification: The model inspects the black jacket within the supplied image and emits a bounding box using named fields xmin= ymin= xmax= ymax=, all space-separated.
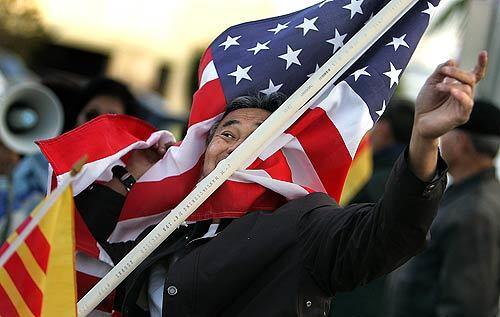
xmin=389 ymin=167 xmax=500 ymax=317
xmin=76 ymin=149 xmax=447 ymax=316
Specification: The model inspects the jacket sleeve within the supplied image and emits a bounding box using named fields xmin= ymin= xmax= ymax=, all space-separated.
xmin=75 ymin=184 xmax=137 ymax=263
xmin=436 ymin=209 xmax=498 ymax=317
xmin=300 ymin=147 xmax=447 ymax=293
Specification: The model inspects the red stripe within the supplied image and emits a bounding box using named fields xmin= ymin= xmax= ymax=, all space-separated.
xmin=15 ymin=216 xmax=33 ymax=235
xmin=188 ymin=78 xmax=227 ymax=127
xmin=287 ymin=108 xmax=352 ymax=201
xmin=249 ymin=151 xmax=293 ymax=182
xmin=0 ymin=241 xmax=9 ymax=257
xmin=24 ymin=226 xmax=50 ymax=273
xmin=77 ymin=271 xmax=115 ymax=313
xmin=122 ymin=160 xmax=203 ymax=220
xmin=193 ymin=181 xmax=286 ymax=220
xmin=0 ymin=284 xmax=20 ymax=317
xmin=4 ymin=253 xmax=43 ymax=316
xmin=197 ymin=48 xmax=214 ymax=83
xmin=122 ymin=152 xmax=292 ymax=222
xmin=37 ymin=114 xmax=156 ymax=175
xmin=75 ymin=209 xmax=100 ymax=257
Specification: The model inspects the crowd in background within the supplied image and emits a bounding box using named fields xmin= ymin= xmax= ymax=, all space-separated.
xmin=0 ymin=52 xmax=499 ymax=316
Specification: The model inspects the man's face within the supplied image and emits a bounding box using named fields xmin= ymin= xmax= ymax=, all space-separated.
xmin=440 ymin=129 xmax=465 ymax=167
xmin=201 ymin=108 xmax=271 ymax=179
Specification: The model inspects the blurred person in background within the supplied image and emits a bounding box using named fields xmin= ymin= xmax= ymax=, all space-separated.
xmin=331 ymin=99 xmax=415 ymax=317
xmin=388 ymin=100 xmax=500 ymax=317
xmin=0 ymin=140 xmax=20 ymax=241
xmin=6 ymin=77 xmax=140 ymax=239
xmin=75 ymin=77 xmax=138 ymax=126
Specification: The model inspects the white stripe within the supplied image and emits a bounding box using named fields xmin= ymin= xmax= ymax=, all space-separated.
xmin=230 ymin=169 xmax=309 ymax=200
xmin=46 ymin=164 xmax=53 ymax=195
xmin=199 ymin=60 xmax=219 ymax=89
xmin=108 ymin=210 xmax=170 ymax=243
xmin=76 ymin=252 xmax=112 ymax=278
xmin=311 ymin=81 xmax=373 ymax=158
xmin=281 ymin=137 xmax=327 ymax=193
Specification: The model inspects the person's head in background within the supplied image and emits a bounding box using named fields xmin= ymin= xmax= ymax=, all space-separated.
xmin=370 ymin=98 xmax=415 ymax=153
xmin=440 ymin=99 xmax=500 ymax=183
xmin=76 ymin=77 xmax=139 ymax=127
xmin=41 ymin=75 xmax=82 ymax=133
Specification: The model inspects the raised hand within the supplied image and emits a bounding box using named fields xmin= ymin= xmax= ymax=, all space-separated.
xmin=408 ymin=51 xmax=488 ymax=181
xmin=413 ymin=51 xmax=488 ymax=140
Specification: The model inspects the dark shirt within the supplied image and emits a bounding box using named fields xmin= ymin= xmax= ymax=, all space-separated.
xmin=390 ymin=167 xmax=500 ymax=317
xmin=76 ymin=149 xmax=447 ymax=316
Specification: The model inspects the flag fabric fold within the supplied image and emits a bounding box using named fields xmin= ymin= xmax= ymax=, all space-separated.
xmin=0 ymin=186 xmax=76 ymax=317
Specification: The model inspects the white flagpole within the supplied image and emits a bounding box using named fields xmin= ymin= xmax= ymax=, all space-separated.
xmin=0 ymin=157 xmax=86 ymax=268
xmin=78 ymin=0 xmax=421 ymax=315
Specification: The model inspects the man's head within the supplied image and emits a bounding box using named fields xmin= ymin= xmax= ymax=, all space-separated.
xmin=441 ymin=99 xmax=500 ymax=170
xmin=76 ymin=77 xmax=139 ymax=126
xmin=371 ymin=98 xmax=415 ymax=153
xmin=201 ymin=93 xmax=286 ymax=178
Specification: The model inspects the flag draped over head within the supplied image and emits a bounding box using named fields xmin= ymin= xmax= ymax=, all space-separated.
xmin=37 ymin=0 xmax=439 ymax=312
xmin=0 ymin=186 xmax=76 ymax=317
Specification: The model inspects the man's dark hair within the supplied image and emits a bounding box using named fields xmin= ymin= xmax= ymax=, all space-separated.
xmin=224 ymin=92 xmax=287 ymax=117
xmin=468 ymin=133 xmax=499 ymax=159
xmin=380 ymin=98 xmax=415 ymax=144
xmin=207 ymin=92 xmax=287 ymax=143
xmin=78 ymin=77 xmax=139 ymax=116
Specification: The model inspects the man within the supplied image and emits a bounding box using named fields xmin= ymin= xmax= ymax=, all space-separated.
xmin=331 ymin=99 xmax=415 ymax=317
xmin=389 ymin=99 xmax=500 ymax=317
xmin=76 ymin=52 xmax=487 ymax=316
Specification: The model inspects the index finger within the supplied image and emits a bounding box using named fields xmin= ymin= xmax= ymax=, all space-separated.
xmin=473 ymin=51 xmax=488 ymax=82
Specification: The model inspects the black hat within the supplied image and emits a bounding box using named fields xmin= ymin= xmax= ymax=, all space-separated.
xmin=458 ymin=99 xmax=500 ymax=137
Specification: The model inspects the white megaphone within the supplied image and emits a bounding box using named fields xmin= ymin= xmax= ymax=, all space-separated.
xmin=0 ymin=82 xmax=64 ymax=154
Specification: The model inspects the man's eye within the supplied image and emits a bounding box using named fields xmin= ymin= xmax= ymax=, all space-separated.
xmin=221 ymin=132 xmax=235 ymax=139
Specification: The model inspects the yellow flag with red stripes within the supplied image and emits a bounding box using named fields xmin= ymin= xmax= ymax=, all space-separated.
xmin=0 ymin=186 xmax=76 ymax=317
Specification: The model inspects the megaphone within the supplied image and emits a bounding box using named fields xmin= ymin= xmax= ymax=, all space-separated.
xmin=0 ymin=82 xmax=64 ymax=154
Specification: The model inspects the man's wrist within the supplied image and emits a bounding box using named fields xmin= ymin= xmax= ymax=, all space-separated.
xmin=408 ymin=129 xmax=439 ymax=182
xmin=112 ymin=166 xmax=137 ymax=192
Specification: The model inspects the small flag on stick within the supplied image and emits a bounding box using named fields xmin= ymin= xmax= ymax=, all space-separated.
xmin=0 ymin=158 xmax=85 ymax=317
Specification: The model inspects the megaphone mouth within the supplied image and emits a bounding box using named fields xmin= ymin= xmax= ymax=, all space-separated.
xmin=6 ymin=102 xmax=40 ymax=133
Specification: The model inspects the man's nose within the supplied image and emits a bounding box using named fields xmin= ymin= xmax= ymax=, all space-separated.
xmin=226 ymin=141 xmax=241 ymax=155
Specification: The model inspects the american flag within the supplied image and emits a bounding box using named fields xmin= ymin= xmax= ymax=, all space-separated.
xmin=38 ymin=0 xmax=439 ymax=314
